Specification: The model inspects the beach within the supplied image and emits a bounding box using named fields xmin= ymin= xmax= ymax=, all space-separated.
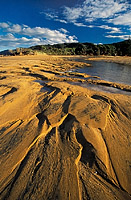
xmin=88 ymin=56 xmax=131 ymax=66
xmin=0 ymin=55 xmax=131 ymax=200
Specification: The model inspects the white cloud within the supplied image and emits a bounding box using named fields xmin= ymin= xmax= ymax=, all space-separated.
xmin=7 ymin=24 xmax=22 ymax=33
xmin=45 ymin=0 xmax=130 ymax=30
xmin=2 ymin=24 xmax=74 ymax=41
xmin=106 ymin=34 xmax=130 ymax=40
xmin=83 ymin=0 xmax=128 ymax=21
xmin=0 ymin=22 xmax=78 ymax=50
xmin=0 ymin=22 xmax=9 ymax=28
xmin=62 ymin=0 xmax=129 ymax=23
xmin=59 ymin=28 xmax=68 ymax=33
xmin=43 ymin=12 xmax=68 ymax=24
xmin=88 ymin=25 xmax=95 ymax=28
xmin=109 ymin=12 xmax=131 ymax=26
xmin=128 ymin=28 xmax=131 ymax=32
xmin=73 ymin=23 xmax=123 ymax=32
xmin=0 ymin=33 xmax=16 ymax=41
xmin=73 ymin=22 xmax=87 ymax=27
xmin=44 ymin=13 xmax=55 ymax=19
xmin=99 ymin=25 xmax=122 ymax=33
xmin=0 ymin=33 xmax=42 ymax=48
xmin=63 ymin=7 xmax=82 ymax=22
xmin=55 ymin=19 xmax=68 ymax=24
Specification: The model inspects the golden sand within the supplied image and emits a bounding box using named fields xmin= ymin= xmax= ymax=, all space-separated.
xmin=0 ymin=55 xmax=131 ymax=200
xmin=88 ymin=56 xmax=131 ymax=66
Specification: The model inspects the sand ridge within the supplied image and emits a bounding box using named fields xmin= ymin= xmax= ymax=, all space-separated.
xmin=0 ymin=55 xmax=131 ymax=200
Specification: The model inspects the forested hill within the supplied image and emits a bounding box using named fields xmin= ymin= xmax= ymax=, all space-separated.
xmin=0 ymin=39 xmax=131 ymax=56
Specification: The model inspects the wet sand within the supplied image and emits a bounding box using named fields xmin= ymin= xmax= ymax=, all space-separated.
xmin=88 ymin=56 xmax=131 ymax=66
xmin=0 ymin=55 xmax=131 ymax=200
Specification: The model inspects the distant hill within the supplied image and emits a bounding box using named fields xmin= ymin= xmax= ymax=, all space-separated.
xmin=0 ymin=39 xmax=131 ymax=56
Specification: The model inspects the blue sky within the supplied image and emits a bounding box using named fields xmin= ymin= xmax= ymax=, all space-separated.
xmin=0 ymin=0 xmax=130 ymax=51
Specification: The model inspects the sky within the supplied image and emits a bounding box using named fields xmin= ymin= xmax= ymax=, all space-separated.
xmin=0 ymin=0 xmax=130 ymax=51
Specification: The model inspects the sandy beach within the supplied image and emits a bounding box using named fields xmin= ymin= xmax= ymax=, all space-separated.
xmin=0 ymin=55 xmax=131 ymax=200
xmin=88 ymin=56 xmax=131 ymax=66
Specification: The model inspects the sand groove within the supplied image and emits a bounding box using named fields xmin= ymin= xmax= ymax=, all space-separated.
xmin=0 ymin=55 xmax=131 ymax=200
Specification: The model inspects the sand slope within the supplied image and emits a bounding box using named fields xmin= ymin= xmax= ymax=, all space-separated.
xmin=0 ymin=55 xmax=131 ymax=200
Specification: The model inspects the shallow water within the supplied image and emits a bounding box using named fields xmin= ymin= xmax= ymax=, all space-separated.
xmin=69 ymin=82 xmax=131 ymax=96
xmin=83 ymin=83 xmax=131 ymax=95
xmin=75 ymin=60 xmax=131 ymax=86
xmin=33 ymin=61 xmax=131 ymax=95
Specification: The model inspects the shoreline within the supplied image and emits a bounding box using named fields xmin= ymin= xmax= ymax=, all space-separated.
xmin=87 ymin=56 xmax=131 ymax=66
xmin=0 ymin=54 xmax=131 ymax=65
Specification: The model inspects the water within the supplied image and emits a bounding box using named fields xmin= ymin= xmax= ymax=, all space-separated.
xmin=75 ymin=60 xmax=131 ymax=86
xmin=34 ymin=61 xmax=131 ymax=95
xmin=83 ymin=83 xmax=131 ymax=95
xmin=69 ymin=82 xmax=131 ymax=96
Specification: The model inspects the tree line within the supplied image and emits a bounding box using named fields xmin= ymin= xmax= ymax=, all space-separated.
xmin=0 ymin=39 xmax=131 ymax=56
xmin=31 ymin=39 xmax=131 ymax=56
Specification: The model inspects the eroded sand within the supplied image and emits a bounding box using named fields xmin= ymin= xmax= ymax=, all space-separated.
xmin=0 ymin=55 xmax=131 ymax=200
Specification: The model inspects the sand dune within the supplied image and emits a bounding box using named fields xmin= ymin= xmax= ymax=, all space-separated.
xmin=0 ymin=55 xmax=131 ymax=200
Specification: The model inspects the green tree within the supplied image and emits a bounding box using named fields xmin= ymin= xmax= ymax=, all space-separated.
xmin=75 ymin=44 xmax=87 ymax=55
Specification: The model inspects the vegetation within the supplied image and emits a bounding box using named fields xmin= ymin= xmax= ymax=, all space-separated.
xmin=0 ymin=39 xmax=131 ymax=56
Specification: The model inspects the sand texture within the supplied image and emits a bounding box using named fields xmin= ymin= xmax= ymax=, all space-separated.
xmin=0 ymin=55 xmax=131 ymax=200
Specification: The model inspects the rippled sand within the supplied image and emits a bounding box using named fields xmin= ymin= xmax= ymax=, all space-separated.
xmin=0 ymin=55 xmax=131 ymax=200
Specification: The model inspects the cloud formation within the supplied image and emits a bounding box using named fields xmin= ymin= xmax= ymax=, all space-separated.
xmin=44 ymin=0 xmax=130 ymax=39
xmin=98 ymin=25 xmax=122 ymax=33
xmin=0 ymin=22 xmax=78 ymax=50
xmin=63 ymin=0 xmax=128 ymax=23
xmin=0 ymin=22 xmax=9 ymax=28
xmin=109 ymin=12 xmax=131 ymax=26
xmin=0 ymin=33 xmax=41 ymax=48
xmin=106 ymin=34 xmax=130 ymax=40
xmin=45 ymin=0 xmax=130 ymax=25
